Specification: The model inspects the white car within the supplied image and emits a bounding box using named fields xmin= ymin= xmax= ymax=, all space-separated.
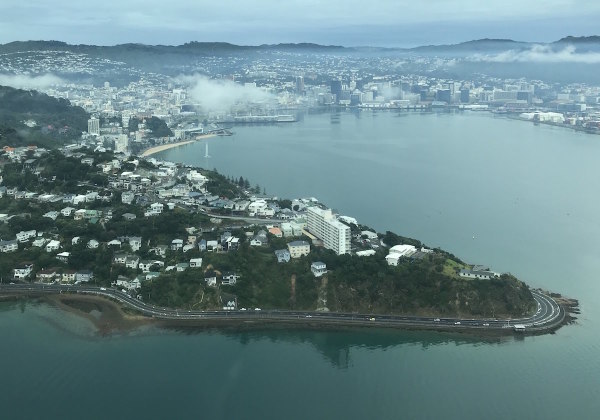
xmin=454 ymin=321 xmax=461 ymax=325
xmin=254 ymin=308 xmax=261 ymax=311
xmin=434 ymin=318 xmax=440 ymax=322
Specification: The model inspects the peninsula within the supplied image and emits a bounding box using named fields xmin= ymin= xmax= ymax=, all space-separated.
xmin=0 ymin=144 xmax=577 ymax=335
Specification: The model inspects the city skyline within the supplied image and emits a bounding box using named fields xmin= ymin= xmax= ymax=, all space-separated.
xmin=0 ymin=0 xmax=599 ymax=47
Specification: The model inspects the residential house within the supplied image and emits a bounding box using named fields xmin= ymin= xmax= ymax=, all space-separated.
xmin=311 ymin=262 xmax=327 ymax=277
xmin=36 ymin=268 xmax=59 ymax=283
xmin=107 ymin=239 xmax=122 ymax=247
xmin=32 ymin=238 xmax=48 ymax=247
xmin=72 ymin=194 xmax=87 ymax=205
xmin=87 ymin=239 xmax=100 ymax=249
xmin=61 ymin=270 xmax=77 ymax=283
xmin=74 ymin=209 xmax=87 ymax=220
xmin=287 ymin=240 xmax=310 ymax=258
xmin=121 ymin=191 xmax=135 ymax=204
xmin=139 ymin=260 xmax=155 ymax=273
xmin=268 ymin=227 xmax=283 ymax=238
xmin=125 ymin=256 xmax=140 ymax=270
xmin=16 ymin=230 xmax=36 ymax=242
xmin=129 ymin=236 xmax=142 ymax=252
xmin=42 ymin=211 xmax=58 ymax=221
xmin=56 ymin=252 xmax=70 ymax=263
xmin=274 ymin=249 xmax=291 ymax=263
xmin=176 ymin=263 xmax=189 ymax=272
xmin=221 ymin=273 xmax=240 ymax=285
xmin=171 ymin=239 xmax=184 ymax=251
xmin=204 ymin=273 xmax=217 ymax=287
xmin=75 ymin=270 xmax=94 ymax=283
xmin=145 ymin=272 xmax=160 ymax=281
xmin=198 ymin=239 xmax=207 ymax=252
xmin=13 ymin=264 xmax=33 ymax=279
xmin=189 ymin=258 xmax=203 ymax=268
xmin=45 ymin=240 xmax=61 ymax=253
xmin=250 ymin=230 xmax=268 ymax=247
xmin=150 ymin=203 xmax=164 ymax=214
xmin=206 ymin=240 xmax=219 ymax=252
xmin=223 ymin=236 xmax=240 ymax=252
xmin=150 ymin=245 xmax=168 ymax=257
xmin=122 ymin=213 xmax=137 ymax=221
xmin=61 ymin=207 xmax=75 ymax=217
xmin=113 ymin=253 xmax=128 ymax=265
xmin=72 ymin=236 xmax=81 ymax=245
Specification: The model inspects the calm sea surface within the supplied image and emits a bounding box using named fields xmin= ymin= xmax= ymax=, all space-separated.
xmin=2 ymin=111 xmax=599 ymax=419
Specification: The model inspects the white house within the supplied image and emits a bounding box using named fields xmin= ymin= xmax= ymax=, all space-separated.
xmin=16 ymin=230 xmax=36 ymax=243
xmin=189 ymin=258 xmax=203 ymax=268
xmin=13 ymin=264 xmax=33 ymax=279
xmin=129 ymin=236 xmax=142 ymax=252
xmin=121 ymin=191 xmax=135 ymax=205
xmin=125 ymin=256 xmax=140 ymax=269
xmin=0 ymin=239 xmax=18 ymax=253
xmin=311 ymin=261 xmax=327 ymax=277
xmin=385 ymin=244 xmax=417 ymax=266
xmin=56 ymin=252 xmax=70 ymax=263
xmin=222 ymin=273 xmax=240 ymax=285
xmin=61 ymin=207 xmax=75 ymax=217
xmin=45 ymin=240 xmax=61 ymax=252
xmin=32 ymin=238 xmax=48 ymax=247
xmin=171 ymin=239 xmax=184 ymax=251
xmin=87 ymin=239 xmax=100 ymax=249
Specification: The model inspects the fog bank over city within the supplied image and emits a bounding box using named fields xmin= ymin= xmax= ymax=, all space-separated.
xmin=0 ymin=74 xmax=64 ymax=90
xmin=471 ymin=45 xmax=600 ymax=64
xmin=175 ymin=74 xmax=274 ymax=112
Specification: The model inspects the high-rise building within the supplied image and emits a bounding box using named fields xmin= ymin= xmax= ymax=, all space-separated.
xmin=330 ymin=80 xmax=342 ymax=103
xmin=460 ymin=88 xmax=470 ymax=103
xmin=295 ymin=76 xmax=304 ymax=94
xmin=87 ymin=117 xmax=100 ymax=136
xmin=114 ymin=134 xmax=129 ymax=154
xmin=306 ymin=207 xmax=351 ymax=255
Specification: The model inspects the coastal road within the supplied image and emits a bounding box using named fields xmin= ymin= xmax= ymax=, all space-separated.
xmin=0 ymin=284 xmax=564 ymax=333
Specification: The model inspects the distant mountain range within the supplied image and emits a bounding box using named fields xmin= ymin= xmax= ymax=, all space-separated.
xmin=0 ymin=36 xmax=599 ymax=55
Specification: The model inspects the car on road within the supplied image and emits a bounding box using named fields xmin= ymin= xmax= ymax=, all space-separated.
xmin=305 ymin=315 xmax=312 ymax=318
xmin=369 ymin=317 xmax=376 ymax=321
xmin=434 ymin=318 xmax=440 ymax=322
xmin=240 ymin=308 xmax=247 ymax=311
xmin=483 ymin=323 xmax=490 ymax=326
xmin=254 ymin=308 xmax=261 ymax=311
xmin=454 ymin=321 xmax=461 ymax=325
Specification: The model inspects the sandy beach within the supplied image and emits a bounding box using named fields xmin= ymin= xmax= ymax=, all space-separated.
xmin=140 ymin=134 xmax=216 ymax=157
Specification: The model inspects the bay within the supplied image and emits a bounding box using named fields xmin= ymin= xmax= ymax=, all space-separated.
xmin=2 ymin=110 xmax=599 ymax=419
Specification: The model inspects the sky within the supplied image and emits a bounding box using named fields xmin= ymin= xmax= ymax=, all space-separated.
xmin=0 ymin=0 xmax=599 ymax=47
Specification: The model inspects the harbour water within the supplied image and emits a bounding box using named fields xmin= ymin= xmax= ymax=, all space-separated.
xmin=2 ymin=110 xmax=599 ymax=418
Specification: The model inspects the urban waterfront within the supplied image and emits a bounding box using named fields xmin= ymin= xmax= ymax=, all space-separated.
xmin=3 ymin=111 xmax=600 ymax=419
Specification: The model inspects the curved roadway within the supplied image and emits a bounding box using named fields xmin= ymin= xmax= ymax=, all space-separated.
xmin=0 ymin=284 xmax=564 ymax=333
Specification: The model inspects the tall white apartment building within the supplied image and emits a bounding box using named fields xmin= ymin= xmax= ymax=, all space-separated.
xmin=306 ymin=207 xmax=351 ymax=255
xmin=87 ymin=117 xmax=100 ymax=136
